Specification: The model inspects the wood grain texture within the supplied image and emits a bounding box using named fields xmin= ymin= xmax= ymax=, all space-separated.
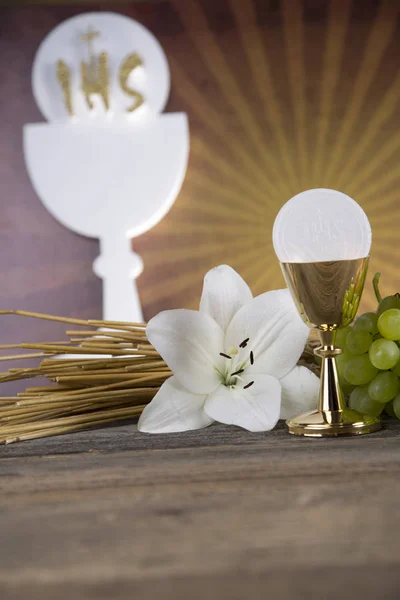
xmin=1 ymin=419 xmax=400 ymax=599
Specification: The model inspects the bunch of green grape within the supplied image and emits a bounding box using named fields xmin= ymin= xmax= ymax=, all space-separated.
xmin=335 ymin=274 xmax=400 ymax=419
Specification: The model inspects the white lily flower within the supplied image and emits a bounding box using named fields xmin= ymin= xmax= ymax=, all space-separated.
xmin=138 ymin=265 xmax=319 ymax=433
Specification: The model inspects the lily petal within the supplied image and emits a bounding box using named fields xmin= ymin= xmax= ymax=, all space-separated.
xmin=147 ymin=309 xmax=225 ymax=395
xmin=138 ymin=376 xmax=213 ymax=433
xmin=204 ymin=374 xmax=281 ymax=432
xmin=200 ymin=265 xmax=253 ymax=332
xmin=280 ymin=365 xmax=320 ymax=420
xmin=225 ymin=289 xmax=309 ymax=380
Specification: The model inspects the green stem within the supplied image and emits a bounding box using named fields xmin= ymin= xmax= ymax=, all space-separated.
xmin=373 ymin=273 xmax=382 ymax=303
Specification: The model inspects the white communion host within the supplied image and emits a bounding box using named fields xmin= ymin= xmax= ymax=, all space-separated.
xmin=273 ymin=188 xmax=371 ymax=263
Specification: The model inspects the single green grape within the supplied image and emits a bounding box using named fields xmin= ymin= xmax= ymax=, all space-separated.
xmin=345 ymin=330 xmax=373 ymax=355
xmin=377 ymin=308 xmax=400 ymax=340
xmin=393 ymin=394 xmax=400 ymax=419
xmin=343 ymin=355 xmax=378 ymax=386
xmin=369 ymin=338 xmax=400 ymax=370
xmin=368 ymin=371 xmax=400 ymax=403
xmin=349 ymin=386 xmax=384 ymax=417
xmin=377 ymin=295 xmax=400 ymax=316
xmin=353 ymin=312 xmax=379 ymax=335
xmin=335 ymin=325 xmax=352 ymax=349
xmin=385 ymin=400 xmax=396 ymax=417
xmin=335 ymin=349 xmax=353 ymax=379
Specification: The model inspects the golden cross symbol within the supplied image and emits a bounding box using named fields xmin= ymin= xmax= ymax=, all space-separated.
xmin=80 ymin=26 xmax=101 ymax=65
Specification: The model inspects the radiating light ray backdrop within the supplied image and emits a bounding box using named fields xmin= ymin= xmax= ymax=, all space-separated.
xmin=1 ymin=0 xmax=400 ymax=324
xmin=134 ymin=0 xmax=400 ymax=317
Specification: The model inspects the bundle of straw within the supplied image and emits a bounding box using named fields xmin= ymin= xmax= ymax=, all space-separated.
xmin=0 ymin=310 xmax=319 ymax=445
xmin=0 ymin=310 xmax=171 ymax=445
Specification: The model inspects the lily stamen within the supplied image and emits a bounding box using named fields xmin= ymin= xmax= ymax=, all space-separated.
xmin=250 ymin=351 xmax=254 ymax=365
xmin=243 ymin=381 xmax=254 ymax=389
xmin=220 ymin=352 xmax=232 ymax=359
xmin=231 ymin=368 xmax=244 ymax=377
xmin=239 ymin=338 xmax=250 ymax=348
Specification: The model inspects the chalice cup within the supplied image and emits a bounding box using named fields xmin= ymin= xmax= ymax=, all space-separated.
xmin=281 ymin=258 xmax=381 ymax=436
xmin=273 ymin=189 xmax=382 ymax=437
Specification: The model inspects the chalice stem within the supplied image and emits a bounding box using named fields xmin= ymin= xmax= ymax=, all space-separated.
xmin=316 ymin=330 xmax=346 ymax=414
xmin=103 ymin=273 xmax=143 ymax=324
xmin=94 ymin=236 xmax=144 ymax=323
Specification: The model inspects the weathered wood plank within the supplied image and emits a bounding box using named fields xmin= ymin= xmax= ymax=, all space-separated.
xmin=0 ymin=421 xmax=400 ymax=599
xmin=1 ymin=417 xmax=399 ymax=458
xmin=2 ymin=567 xmax=400 ymax=600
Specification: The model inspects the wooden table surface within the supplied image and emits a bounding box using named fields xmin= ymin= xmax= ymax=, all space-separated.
xmin=1 ymin=419 xmax=400 ymax=600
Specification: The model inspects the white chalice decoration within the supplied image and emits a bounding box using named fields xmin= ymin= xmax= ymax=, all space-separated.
xmin=23 ymin=12 xmax=189 ymax=322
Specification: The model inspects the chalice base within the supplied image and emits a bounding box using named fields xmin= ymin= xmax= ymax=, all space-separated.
xmin=287 ymin=408 xmax=382 ymax=437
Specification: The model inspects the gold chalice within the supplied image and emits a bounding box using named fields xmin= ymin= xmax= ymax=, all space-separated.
xmin=273 ymin=189 xmax=382 ymax=437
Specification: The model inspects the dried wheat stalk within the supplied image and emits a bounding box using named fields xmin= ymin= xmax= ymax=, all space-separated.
xmin=0 ymin=310 xmax=319 ymax=445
